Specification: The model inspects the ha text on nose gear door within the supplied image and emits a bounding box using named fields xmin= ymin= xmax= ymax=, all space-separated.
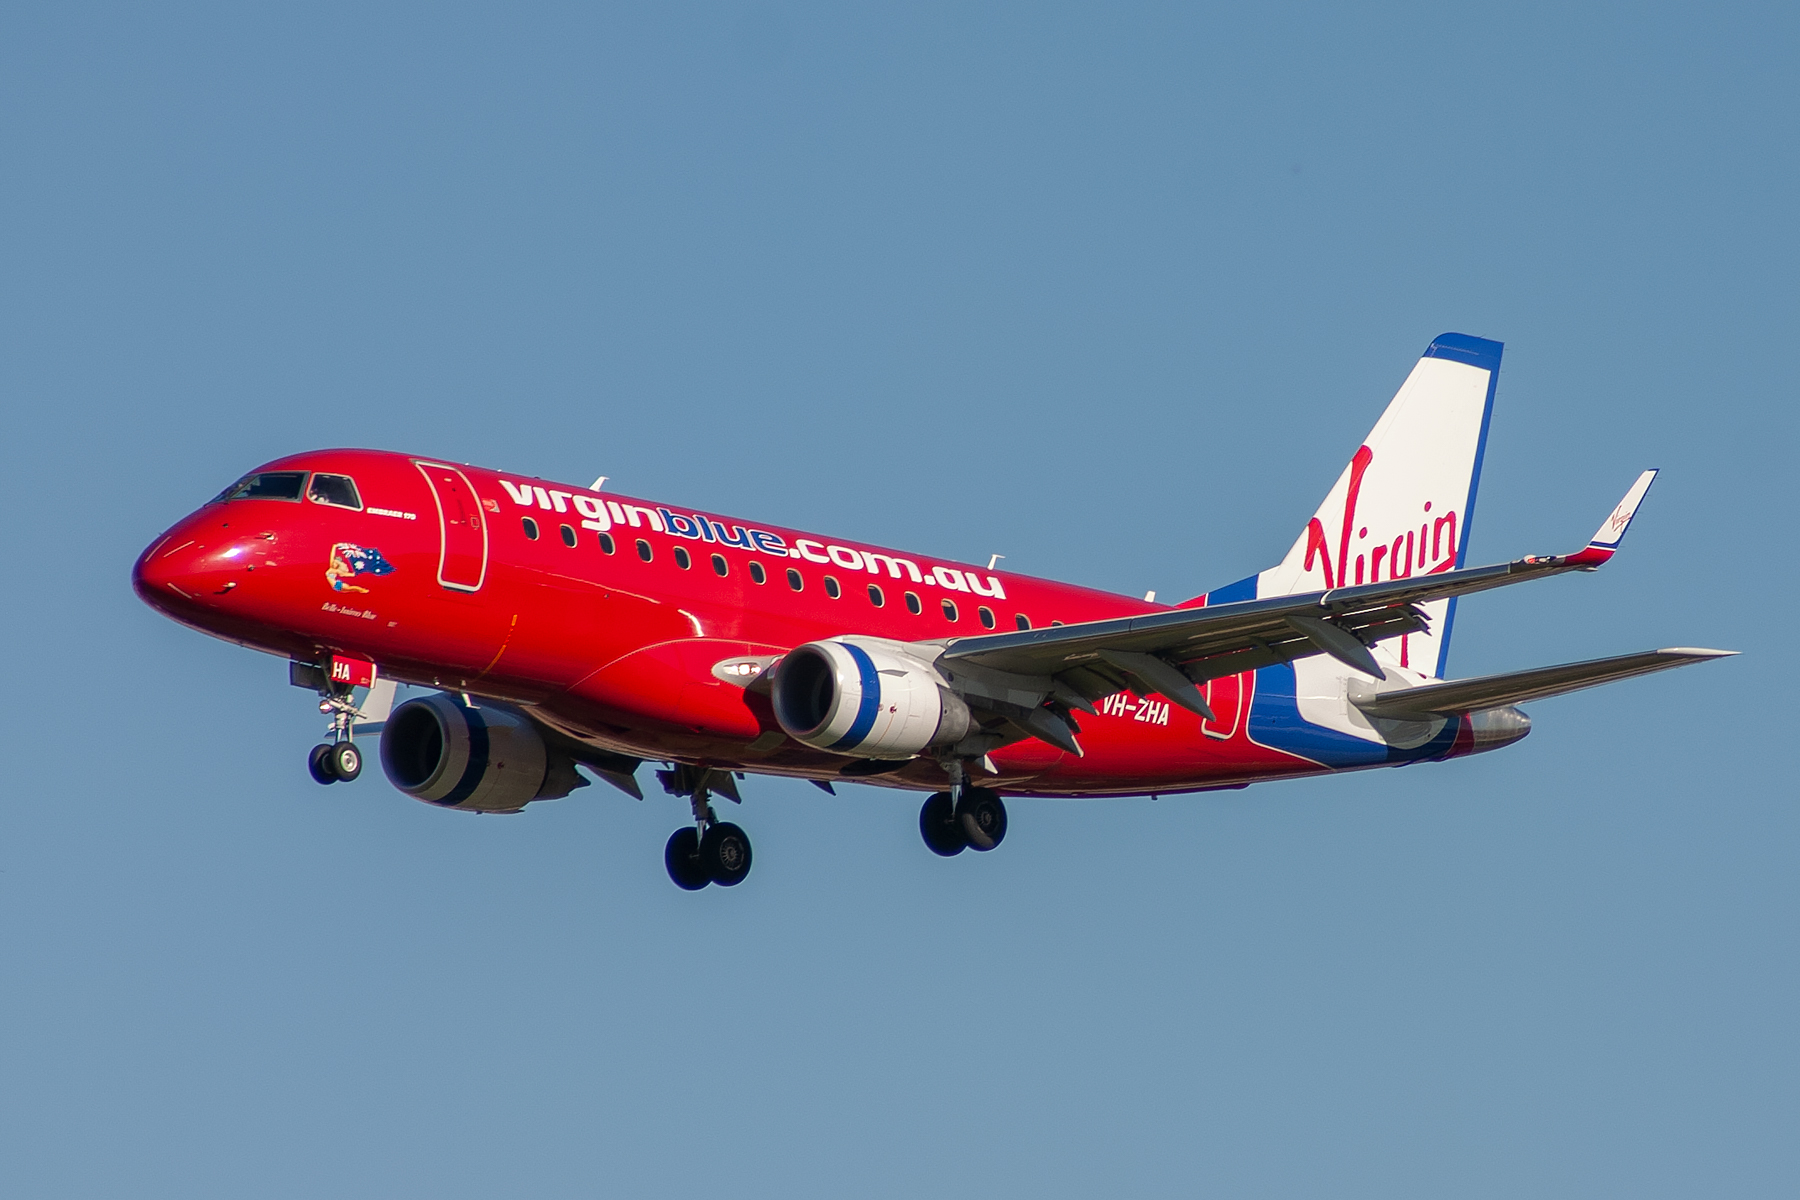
xmin=413 ymin=461 xmax=488 ymax=591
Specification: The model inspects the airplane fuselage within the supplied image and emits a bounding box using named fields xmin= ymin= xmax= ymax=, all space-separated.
xmin=132 ymin=448 xmax=1509 ymax=801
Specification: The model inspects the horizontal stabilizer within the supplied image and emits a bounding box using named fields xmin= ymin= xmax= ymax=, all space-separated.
xmin=1354 ymin=647 xmax=1735 ymax=719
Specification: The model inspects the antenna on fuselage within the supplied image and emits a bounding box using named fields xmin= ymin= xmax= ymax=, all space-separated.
xmin=590 ymin=476 xmax=608 ymax=491
xmin=987 ymin=554 xmax=1004 ymax=570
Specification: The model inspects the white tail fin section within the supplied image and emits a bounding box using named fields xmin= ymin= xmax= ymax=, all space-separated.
xmin=1258 ymin=333 xmax=1501 ymax=678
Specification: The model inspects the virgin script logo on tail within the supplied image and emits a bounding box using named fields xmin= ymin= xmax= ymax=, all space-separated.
xmin=1301 ymin=446 xmax=1460 ymax=588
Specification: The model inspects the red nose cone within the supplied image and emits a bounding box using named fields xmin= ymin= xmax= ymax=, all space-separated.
xmin=133 ymin=533 xmax=193 ymax=611
xmin=133 ymin=517 xmax=252 ymax=616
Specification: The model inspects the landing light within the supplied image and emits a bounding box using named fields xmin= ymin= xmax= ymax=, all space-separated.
xmin=711 ymin=656 xmax=778 ymax=685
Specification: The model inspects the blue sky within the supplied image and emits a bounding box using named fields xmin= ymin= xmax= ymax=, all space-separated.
xmin=2 ymin=4 xmax=1794 ymax=1197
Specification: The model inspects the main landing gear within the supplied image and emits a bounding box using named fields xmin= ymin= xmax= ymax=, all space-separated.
xmin=919 ymin=764 xmax=1008 ymax=857
xmin=308 ymin=687 xmax=365 ymax=785
xmin=658 ymin=766 xmax=753 ymax=890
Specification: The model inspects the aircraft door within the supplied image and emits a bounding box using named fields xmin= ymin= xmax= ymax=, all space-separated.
xmin=1202 ymin=671 xmax=1250 ymax=740
xmin=414 ymin=461 xmax=488 ymax=591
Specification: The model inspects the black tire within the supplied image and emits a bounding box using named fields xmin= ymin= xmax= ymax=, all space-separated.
xmin=956 ymin=787 xmax=1007 ymax=851
xmin=701 ymin=822 xmax=753 ymax=887
xmin=308 ymin=743 xmax=337 ymax=786
xmin=665 ymin=827 xmax=710 ymax=890
xmin=919 ymin=792 xmax=967 ymax=857
xmin=328 ymin=741 xmax=363 ymax=782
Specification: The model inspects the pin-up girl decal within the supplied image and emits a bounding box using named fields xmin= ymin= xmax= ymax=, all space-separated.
xmin=326 ymin=543 xmax=395 ymax=593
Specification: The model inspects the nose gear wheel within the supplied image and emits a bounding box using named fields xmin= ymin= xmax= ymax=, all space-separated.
xmin=308 ymin=743 xmax=338 ymax=785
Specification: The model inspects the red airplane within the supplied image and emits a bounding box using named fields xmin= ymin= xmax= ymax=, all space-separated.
xmin=134 ymin=334 xmax=1731 ymax=889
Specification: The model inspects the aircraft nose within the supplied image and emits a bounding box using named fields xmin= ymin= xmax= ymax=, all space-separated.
xmin=134 ymin=530 xmax=206 ymax=609
xmin=132 ymin=518 xmax=259 ymax=612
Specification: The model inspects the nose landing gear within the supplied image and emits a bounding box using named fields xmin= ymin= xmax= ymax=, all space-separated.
xmin=659 ymin=766 xmax=754 ymax=890
xmin=305 ymin=679 xmax=371 ymax=785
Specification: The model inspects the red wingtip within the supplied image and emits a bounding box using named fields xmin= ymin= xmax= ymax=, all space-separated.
xmin=1565 ymin=545 xmax=1615 ymax=568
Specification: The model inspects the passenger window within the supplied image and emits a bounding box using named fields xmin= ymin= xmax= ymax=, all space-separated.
xmin=636 ymin=539 xmax=652 ymax=562
xmin=560 ymin=524 xmax=577 ymax=547
xmin=868 ymin=584 xmax=885 ymax=607
xmin=307 ymin=473 xmax=362 ymax=510
xmin=522 ymin=517 xmax=540 ymax=540
xmin=749 ymin=561 xmax=767 ymax=585
xmin=219 ymin=471 xmax=306 ymax=502
xmin=905 ymin=591 xmax=921 ymax=614
xmin=711 ymin=554 xmax=728 ymax=578
xmin=674 ymin=547 xmax=691 ymax=569
xmin=824 ymin=576 xmax=841 ymax=599
xmin=1015 ymin=614 xmax=1031 ymax=630
xmin=786 ymin=568 xmax=803 ymax=591
xmin=941 ymin=599 xmax=959 ymax=622
xmin=598 ymin=532 xmax=615 ymax=554
xmin=978 ymin=606 xmax=995 ymax=629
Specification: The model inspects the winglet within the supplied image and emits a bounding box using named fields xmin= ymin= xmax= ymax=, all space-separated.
xmin=1565 ymin=469 xmax=1657 ymax=567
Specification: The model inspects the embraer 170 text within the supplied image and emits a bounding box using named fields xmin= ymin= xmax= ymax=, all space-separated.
xmin=134 ymin=334 xmax=1733 ymax=889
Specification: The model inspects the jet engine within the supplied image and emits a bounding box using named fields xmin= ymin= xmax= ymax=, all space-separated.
xmin=770 ymin=638 xmax=971 ymax=758
xmin=379 ymin=693 xmax=582 ymax=812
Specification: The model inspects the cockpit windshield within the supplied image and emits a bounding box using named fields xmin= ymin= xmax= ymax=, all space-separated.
xmin=215 ymin=471 xmax=306 ymax=502
xmin=307 ymin=473 xmax=362 ymax=510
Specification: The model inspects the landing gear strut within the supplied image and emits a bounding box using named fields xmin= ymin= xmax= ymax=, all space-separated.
xmin=658 ymin=766 xmax=753 ymax=890
xmin=307 ymin=686 xmax=365 ymax=784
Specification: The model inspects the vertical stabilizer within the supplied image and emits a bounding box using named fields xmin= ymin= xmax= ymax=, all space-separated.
xmin=1252 ymin=333 xmax=1501 ymax=678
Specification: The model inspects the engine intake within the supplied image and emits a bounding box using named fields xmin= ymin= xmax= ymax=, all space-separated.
xmin=380 ymin=693 xmax=577 ymax=812
xmin=771 ymin=638 xmax=970 ymax=758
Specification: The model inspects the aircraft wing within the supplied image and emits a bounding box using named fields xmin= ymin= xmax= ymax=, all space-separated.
xmin=939 ymin=472 xmax=1664 ymax=723
xmin=1353 ymin=647 xmax=1736 ymax=719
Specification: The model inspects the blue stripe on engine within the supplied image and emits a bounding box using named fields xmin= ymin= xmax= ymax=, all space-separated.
xmin=439 ymin=706 xmax=489 ymax=806
xmin=827 ymin=643 xmax=883 ymax=752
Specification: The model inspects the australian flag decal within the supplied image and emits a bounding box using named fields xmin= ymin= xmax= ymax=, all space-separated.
xmin=326 ymin=543 xmax=396 ymax=593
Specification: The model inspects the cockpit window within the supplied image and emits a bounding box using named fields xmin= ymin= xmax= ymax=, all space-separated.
xmin=307 ymin=473 xmax=362 ymax=510
xmin=216 ymin=471 xmax=306 ymax=502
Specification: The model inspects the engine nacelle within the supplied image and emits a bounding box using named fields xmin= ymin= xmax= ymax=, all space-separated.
xmin=380 ymin=693 xmax=574 ymax=812
xmin=770 ymin=637 xmax=971 ymax=758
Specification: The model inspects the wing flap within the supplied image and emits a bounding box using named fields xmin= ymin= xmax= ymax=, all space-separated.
xmin=1353 ymin=647 xmax=1735 ymax=719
